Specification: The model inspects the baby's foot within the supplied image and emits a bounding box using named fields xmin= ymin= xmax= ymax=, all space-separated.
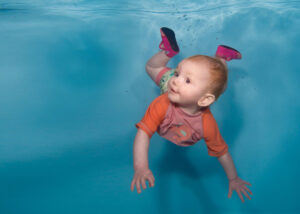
xmin=216 ymin=45 xmax=242 ymax=61
xmin=159 ymin=27 xmax=180 ymax=57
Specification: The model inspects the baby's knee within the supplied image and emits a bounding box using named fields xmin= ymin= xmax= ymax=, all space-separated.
xmin=145 ymin=64 xmax=154 ymax=74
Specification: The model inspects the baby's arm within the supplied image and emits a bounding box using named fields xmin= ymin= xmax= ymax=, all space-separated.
xmin=131 ymin=94 xmax=169 ymax=193
xmin=203 ymin=111 xmax=252 ymax=202
xmin=218 ymin=152 xmax=253 ymax=203
xmin=217 ymin=152 xmax=238 ymax=180
xmin=130 ymin=128 xmax=155 ymax=194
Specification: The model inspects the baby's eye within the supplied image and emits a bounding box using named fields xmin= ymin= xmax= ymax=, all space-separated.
xmin=186 ymin=78 xmax=191 ymax=83
xmin=174 ymin=71 xmax=179 ymax=77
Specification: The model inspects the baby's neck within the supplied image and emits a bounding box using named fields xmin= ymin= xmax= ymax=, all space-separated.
xmin=178 ymin=104 xmax=206 ymax=115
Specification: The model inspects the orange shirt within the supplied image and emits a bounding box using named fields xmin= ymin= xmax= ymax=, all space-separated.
xmin=136 ymin=93 xmax=228 ymax=157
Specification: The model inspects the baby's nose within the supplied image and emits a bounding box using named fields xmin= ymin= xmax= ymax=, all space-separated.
xmin=172 ymin=77 xmax=178 ymax=85
xmin=172 ymin=79 xmax=176 ymax=85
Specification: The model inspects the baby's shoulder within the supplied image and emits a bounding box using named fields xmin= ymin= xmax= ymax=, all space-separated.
xmin=146 ymin=93 xmax=170 ymax=117
xmin=151 ymin=93 xmax=170 ymax=108
xmin=202 ymin=107 xmax=217 ymax=123
xmin=202 ymin=106 xmax=212 ymax=116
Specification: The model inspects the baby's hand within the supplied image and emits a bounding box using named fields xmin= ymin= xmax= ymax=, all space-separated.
xmin=131 ymin=167 xmax=155 ymax=194
xmin=228 ymin=176 xmax=253 ymax=203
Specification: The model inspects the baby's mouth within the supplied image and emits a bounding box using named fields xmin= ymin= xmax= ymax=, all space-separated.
xmin=169 ymin=87 xmax=177 ymax=94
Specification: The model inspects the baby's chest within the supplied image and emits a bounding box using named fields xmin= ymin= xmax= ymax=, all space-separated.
xmin=159 ymin=116 xmax=204 ymax=144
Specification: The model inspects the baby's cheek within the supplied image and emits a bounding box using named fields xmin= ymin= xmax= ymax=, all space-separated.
xmin=195 ymin=85 xmax=207 ymax=95
xmin=167 ymin=80 xmax=171 ymax=88
xmin=187 ymin=88 xmax=201 ymax=101
xmin=183 ymin=86 xmax=196 ymax=95
xmin=167 ymin=79 xmax=172 ymax=88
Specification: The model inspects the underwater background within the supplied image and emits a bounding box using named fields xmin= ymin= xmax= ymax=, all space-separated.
xmin=0 ymin=0 xmax=300 ymax=213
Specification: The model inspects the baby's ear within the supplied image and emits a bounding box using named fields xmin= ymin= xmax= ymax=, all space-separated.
xmin=197 ymin=94 xmax=215 ymax=107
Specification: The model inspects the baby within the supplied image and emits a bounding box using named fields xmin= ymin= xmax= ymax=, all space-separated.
xmin=130 ymin=27 xmax=253 ymax=203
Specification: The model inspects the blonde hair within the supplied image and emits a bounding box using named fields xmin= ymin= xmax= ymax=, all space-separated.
xmin=186 ymin=55 xmax=228 ymax=100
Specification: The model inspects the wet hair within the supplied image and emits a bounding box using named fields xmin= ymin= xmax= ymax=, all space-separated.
xmin=186 ymin=55 xmax=228 ymax=101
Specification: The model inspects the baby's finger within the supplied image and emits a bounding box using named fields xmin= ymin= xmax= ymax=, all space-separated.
xmin=130 ymin=178 xmax=136 ymax=192
xmin=243 ymin=185 xmax=253 ymax=195
xmin=148 ymin=176 xmax=155 ymax=187
xmin=141 ymin=178 xmax=147 ymax=190
xmin=228 ymin=187 xmax=233 ymax=198
xmin=237 ymin=190 xmax=245 ymax=203
xmin=151 ymin=175 xmax=155 ymax=183
xmin=136 ymin=179 xmax=142 ymax=194
xmin=241 ymin=188 xmax=251 ymax=200
xmin=243 ymin=180 xmax=252 ymax=186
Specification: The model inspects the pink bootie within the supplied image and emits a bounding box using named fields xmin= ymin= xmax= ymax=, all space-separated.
xmin=159 ymin=27 xmax=180 ymax=58
xmin=216 ymin=45 xmax=242 ymax=61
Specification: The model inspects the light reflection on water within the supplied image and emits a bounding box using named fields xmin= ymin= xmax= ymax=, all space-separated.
xmin=1 ymin=0 xmax=300 ymax=20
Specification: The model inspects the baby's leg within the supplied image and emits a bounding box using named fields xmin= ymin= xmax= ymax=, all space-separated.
xmin=145 ymin=50 xmax=171 ymax=83
xmin=146 ymin=27 xmax=179 ymax=85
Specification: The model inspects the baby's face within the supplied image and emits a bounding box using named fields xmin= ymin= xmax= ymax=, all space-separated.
xmin=167 ymin=59 xmax=212 ymax=107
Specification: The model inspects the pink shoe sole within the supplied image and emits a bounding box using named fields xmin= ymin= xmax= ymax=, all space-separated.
xmin=216 ymin=45 xmax=242 ymax=61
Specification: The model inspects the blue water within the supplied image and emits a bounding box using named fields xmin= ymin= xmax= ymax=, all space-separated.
xmin=1 ymin=1 xmax=300 ymax=213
